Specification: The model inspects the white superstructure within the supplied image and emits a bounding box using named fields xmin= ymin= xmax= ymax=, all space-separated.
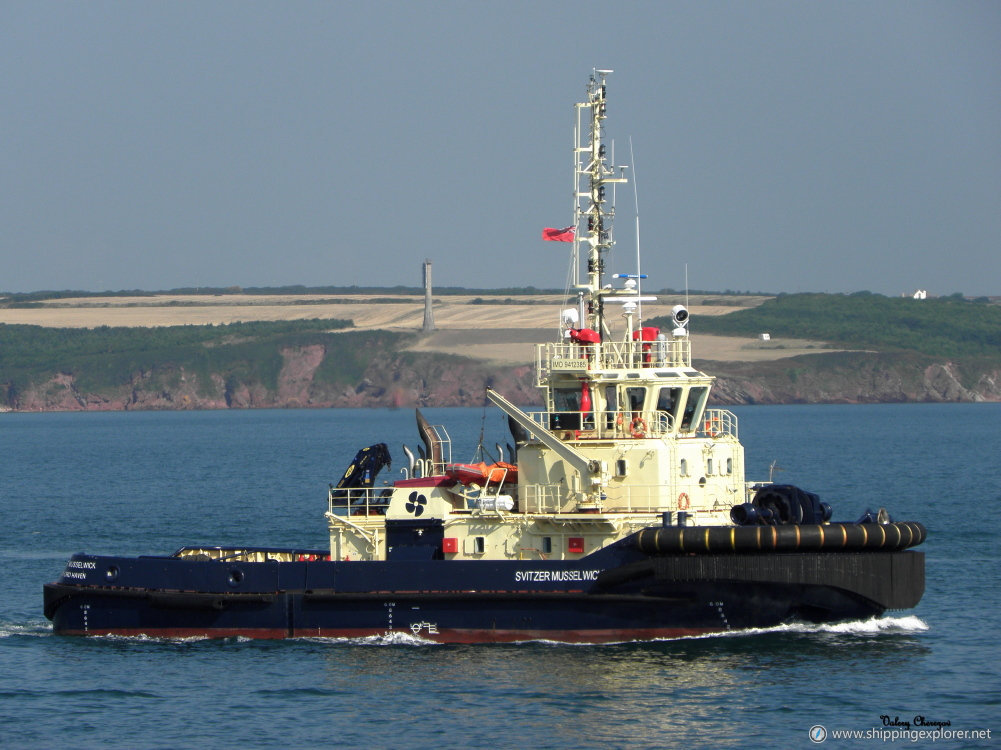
xmin=326 ymin=72 xmax=753 ymax=563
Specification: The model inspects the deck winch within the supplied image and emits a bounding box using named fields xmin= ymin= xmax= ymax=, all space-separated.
xmin=731 ymin=484 xmax=833 ymax=526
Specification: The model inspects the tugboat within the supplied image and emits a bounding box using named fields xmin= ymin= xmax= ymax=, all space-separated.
xmin=44 ymin=71 xmax=925 ymax=642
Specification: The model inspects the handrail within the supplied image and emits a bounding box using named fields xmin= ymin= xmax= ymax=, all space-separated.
xmin=537 ymin=338 xmax=691 ymax=380
xmin=530 ymin=408 xmax=675 ymax=440
xmin=327 ymin=487 xmax=389 ymax=518
xmin=699 ymin=409 xmax=738 ymax=440
xmin=427 ymin=423 xmax=452 ymax=475
xmin=527 ymin=407 xmax=737 ymax=441
xmin=173 ymin=546 xmax=328 ymax=562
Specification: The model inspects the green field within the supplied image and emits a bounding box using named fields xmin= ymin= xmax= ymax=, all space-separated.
xmin=651 ymin=292 xmax=1001 ymax=358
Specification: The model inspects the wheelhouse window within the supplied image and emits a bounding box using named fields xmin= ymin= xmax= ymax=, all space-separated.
xmin=626 ymin=386 xmax=646 ymax=414
xmin=550 ymin=387 xmax=582 ymax=430
xmin=604 ymin=384 xmax=618 ymax=430
xmin=680 ymin=386 xmax=708 ymax=431
xmin=656 ymin=386 xmax=682 ymax=430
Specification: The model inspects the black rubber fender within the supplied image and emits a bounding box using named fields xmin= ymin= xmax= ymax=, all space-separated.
xmin=635 ymin=522 xmax=927 ymax=555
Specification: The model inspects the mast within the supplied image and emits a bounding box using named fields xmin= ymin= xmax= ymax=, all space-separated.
xmin=573 ymin=70 xmax=627 ymax=335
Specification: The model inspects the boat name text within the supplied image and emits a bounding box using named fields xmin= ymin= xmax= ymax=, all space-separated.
xmin=515 ymin=569 xmax=602 ymax=582
xmin=63 ymin=560 xmax=96 ymax=579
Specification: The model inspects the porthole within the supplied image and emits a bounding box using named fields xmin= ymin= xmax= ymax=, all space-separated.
xmin=228 ymin=569 xmax=245 ymax=587
xmin=105 ymin=565 xmax=119 ymax=582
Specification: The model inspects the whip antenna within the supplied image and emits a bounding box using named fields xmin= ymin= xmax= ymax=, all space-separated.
xmin=629 ymin=137 xmax=641 ymax=323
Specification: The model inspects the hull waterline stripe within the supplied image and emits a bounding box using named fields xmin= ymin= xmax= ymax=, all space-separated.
xmin=54 ymin=626 xmax=723 ymax=643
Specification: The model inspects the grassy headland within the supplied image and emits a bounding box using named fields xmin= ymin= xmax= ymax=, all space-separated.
xmin=1 ymin=289 xmax=998 ymax=409
xmin=649 ymin=292 xmax=1000 ymax=358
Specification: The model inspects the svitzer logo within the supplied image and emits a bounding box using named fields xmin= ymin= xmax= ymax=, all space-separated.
xmin=405 ymin=492 xmax=428 ymax=516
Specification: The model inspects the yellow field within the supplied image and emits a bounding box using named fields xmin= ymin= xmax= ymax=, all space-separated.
xmin=0 ymin=293 xmax=832 ymax=362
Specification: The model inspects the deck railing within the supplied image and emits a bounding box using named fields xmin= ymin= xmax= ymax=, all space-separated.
xmin=699 ymin=408 xmax=738 ymax=440
xmin=528 ymin=408 xmax=674 ymax=440
xmin=526 ymin=407 xmax=737 ymax=441
xmin=537 ymin=338 xmax=691 ymax=380
xmin=327 ymin=487 xmax=389 ymax=517
xmin=172 ymin=546 xmax=329 ymax=562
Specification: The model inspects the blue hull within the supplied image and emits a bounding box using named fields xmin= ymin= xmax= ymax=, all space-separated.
xmin=44 ymin=544 xmax=924 ymax=642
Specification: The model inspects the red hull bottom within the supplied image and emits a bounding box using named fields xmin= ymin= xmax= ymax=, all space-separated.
xmin=54 ymin=626 xmax=718 ymax=643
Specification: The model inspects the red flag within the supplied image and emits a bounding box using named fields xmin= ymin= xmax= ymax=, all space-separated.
xmin=542 ymin=226 xmax=575 ymax=242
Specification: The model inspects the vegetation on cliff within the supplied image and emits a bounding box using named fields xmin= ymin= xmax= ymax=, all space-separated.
xmin=1 ymin=320 xmax=353 ymax=402
xmin=0 ymin=319 xmax=542 ymax=410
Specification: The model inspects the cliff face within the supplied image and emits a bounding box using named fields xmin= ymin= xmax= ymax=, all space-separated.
xmin=6 ymin=348 xmax=1000 ymax=412
xmin=8 ymin=345 xmax=543 ymax=411
xmin=705 ymin=352 xmax=1001 ymax=405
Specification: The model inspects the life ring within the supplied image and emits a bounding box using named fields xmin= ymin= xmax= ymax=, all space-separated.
xmin=704 ymin=417 xmax=721 ymax=438
xmin=677 ymin=492 xmax=690 ymax=510
xmin=630 ymin=416 xmax=647 ymax=438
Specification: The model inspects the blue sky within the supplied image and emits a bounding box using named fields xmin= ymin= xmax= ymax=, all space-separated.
xmin=2 ymin=1 xmax=998 ymax=296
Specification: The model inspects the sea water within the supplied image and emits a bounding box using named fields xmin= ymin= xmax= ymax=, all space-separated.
xmin=1 ymin=404 xmax=998 ymax=748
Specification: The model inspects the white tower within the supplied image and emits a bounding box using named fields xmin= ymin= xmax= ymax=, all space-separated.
xmin=422 ymin=259 xmax=435 ymax=332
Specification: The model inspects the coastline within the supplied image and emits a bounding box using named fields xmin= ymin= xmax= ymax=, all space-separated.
xmin=6 ymin=350 xmax=999 ymax=412
xmin=3 ymin=294 xmax=999 ymax=411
